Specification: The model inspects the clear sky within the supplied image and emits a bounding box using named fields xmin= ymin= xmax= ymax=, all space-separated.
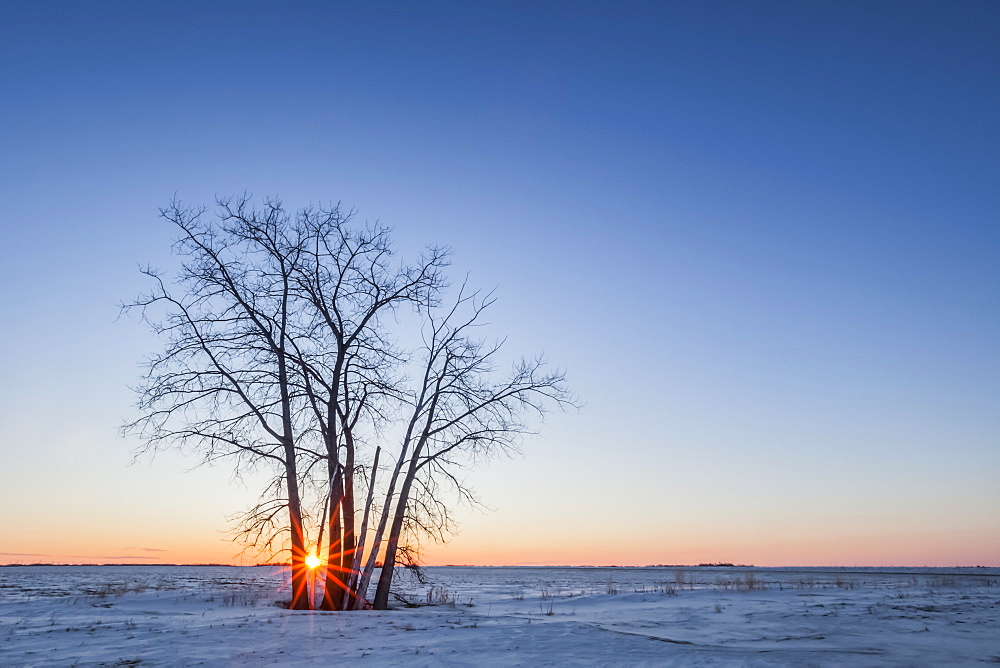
xmin=1 ymin=1 xmax=997 ymax=567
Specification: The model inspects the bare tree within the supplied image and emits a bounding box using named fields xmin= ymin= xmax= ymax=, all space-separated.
xmin=127 ymin=195 xmax=571 ymax=612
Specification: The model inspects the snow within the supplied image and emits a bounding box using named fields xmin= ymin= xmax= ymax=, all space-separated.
xmin=1 ymin=565 xmax=997 ymax=665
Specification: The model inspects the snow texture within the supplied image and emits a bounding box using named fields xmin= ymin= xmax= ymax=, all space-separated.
xmin=1 ymin=565 xmax=997 ymax=665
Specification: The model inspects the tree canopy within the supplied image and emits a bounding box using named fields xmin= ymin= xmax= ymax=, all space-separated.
xmin=125 ymin=196 xmax=573 ymax=610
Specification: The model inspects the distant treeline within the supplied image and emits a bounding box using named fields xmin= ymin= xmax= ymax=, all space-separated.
xmin=0 ymin=563 xmax=242 ymax=568
xmin=645 ymin=563 xmax=754 ymax=568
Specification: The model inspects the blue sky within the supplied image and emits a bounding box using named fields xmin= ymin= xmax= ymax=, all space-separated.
xmin=1 ymin=1 xmax=997 ymax=565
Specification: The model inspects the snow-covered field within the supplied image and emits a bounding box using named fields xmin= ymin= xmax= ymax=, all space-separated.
xmin=1 ymin=565 xmax=997 ymax=666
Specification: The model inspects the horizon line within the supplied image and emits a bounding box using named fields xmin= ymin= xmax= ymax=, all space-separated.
xmin=3 ymin=562 xmax=997 ymax=569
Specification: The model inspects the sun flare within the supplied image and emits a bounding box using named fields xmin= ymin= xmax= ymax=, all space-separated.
xmin=305 ymin=554 xmax=321 ymax=569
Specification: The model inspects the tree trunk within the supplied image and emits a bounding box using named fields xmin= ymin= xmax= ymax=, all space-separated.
xmin=287 ymin=501 xmax=309 ymax=610
xmin=345 ymin=447 xmax=379 ymax=609
xmin=372 ymin=455 xmax=420 ymax=609
xmin=276 ymin=271 xmax=310 ymax=610
xmin=371 ymin=380 xmax=439 ymax=610
xmin=339 ymin=429 xmax=357 ymax=609
xmin=283 ymin=435 xmax=309 ymax=610
xmin=320 ymin=469 xmax=345 ymax=610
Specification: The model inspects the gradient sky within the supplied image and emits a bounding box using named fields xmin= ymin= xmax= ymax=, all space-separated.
xmin=1 ymin=1 xmax=997 ymax=567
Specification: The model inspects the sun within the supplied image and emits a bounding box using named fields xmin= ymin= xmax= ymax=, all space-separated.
xmin=305 ymin=554 xmax=321 ymax=569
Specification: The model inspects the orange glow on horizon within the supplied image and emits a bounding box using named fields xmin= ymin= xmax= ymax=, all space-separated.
xmin=5 ymin=523 xmax=997 ymax=568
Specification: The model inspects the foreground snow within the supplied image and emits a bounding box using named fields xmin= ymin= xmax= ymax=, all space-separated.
xmin=1 ymin=565 xmax=997 ymax=665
